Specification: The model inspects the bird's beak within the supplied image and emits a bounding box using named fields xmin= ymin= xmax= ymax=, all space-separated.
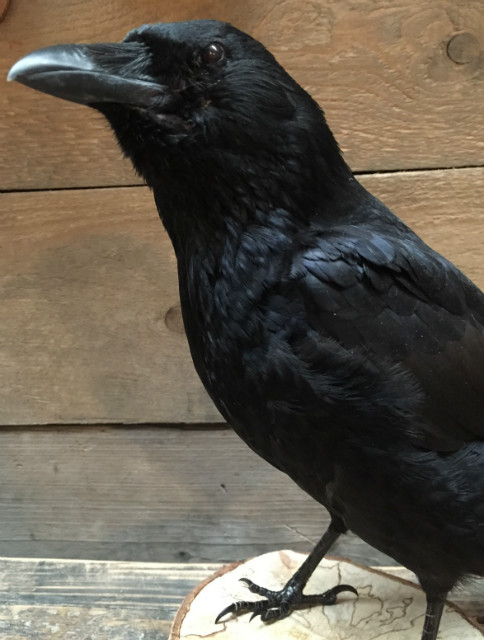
xmin=7 ymin=42 xmax=163 ymax=108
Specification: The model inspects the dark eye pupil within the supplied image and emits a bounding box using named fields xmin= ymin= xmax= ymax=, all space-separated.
xmin=202 ymin=43 xmax=225 ymax=65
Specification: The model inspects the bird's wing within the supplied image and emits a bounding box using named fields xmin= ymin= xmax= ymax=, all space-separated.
xmin=289 ymin=224 xmax=484 ymax=450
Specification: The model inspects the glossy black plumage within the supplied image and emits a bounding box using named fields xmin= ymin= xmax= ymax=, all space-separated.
xmin=8 ymin=20 xmax=484 ymax=639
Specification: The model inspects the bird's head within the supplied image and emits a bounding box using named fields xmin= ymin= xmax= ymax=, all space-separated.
xmin=8 ymin=20 xmax=351 ymax=238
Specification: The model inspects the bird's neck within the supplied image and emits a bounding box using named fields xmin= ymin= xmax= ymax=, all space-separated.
xmin=169 ymin=204 xmax=296 ymax=406
xmin=152 ymin=142 xmax=355 ymax=256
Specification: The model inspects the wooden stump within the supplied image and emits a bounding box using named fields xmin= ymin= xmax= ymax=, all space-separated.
xmin=171 ymin=551 xmax=483 ymax=639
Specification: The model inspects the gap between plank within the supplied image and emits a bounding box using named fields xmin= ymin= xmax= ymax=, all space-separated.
xmin=1 ymin=164 xmax=483 ymax=195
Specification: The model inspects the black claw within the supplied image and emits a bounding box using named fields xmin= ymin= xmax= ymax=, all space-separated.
xmin=216 ymin=596 xmax=271 ymax=624
xmin=239 ymin=577 xmax=255 ymax=588
xmin=240 ymin=577 xmax=275 ymax=598
xmin=329 ymin=583 xmax=358 ymax=599
xmin=302 ymin=583 xmax=358 ymax=606
xmin=215 ymin=601 xmax=251 ymax=624
xmin=215 ymin=603 xmax=236 ymax=624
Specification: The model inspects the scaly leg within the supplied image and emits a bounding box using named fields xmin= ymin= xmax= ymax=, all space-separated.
xmin=421 ymin=594 xmax=445 ymax=640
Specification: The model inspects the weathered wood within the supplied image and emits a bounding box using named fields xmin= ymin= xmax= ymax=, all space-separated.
xmin=0 ymin=556 xmax=219 ymax=640
xmin=0 ymin=186 xmax=221 ymax=425
xmin=0 ymin=556 xmax=482 ymax=639
xmin=1 ymin=168 xmax=483 ymax=425
xmin=2 ymin=0 xmax=483 ymax=190
xmin=0 ymin=426 xmax=397 ymax=566
xmin=172 ymin=553 xmax=484 ymax=639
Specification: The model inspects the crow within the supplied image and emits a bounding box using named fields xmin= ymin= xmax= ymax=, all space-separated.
xmin=8 ymin=19 xmax=484 ymax=640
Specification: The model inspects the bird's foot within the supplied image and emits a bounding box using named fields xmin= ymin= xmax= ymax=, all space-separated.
xmin=215 ymin=577 xmax=357 ymax=623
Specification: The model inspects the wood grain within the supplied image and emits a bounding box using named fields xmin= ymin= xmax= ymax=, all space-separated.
xmin=173 ymin=553 xmax=484 ymax=639
xmin=0 ymin=556 xmax=218 ymax=639
xmin=0 ymin=556 xmax=483 ymax=639
xmin=1 ymin=168 xmax=483 ymax=425
xmin=0 ymin=426 xmax=395 ymax=566
xmin=1 ymin=0 xmax=483 ymax=190
xmin=0 ymin=186 xmax=221 ymax=425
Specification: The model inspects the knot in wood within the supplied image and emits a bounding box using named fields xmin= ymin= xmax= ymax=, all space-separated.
xmin=165 ymin=305 xmax=185 ymax=334
xmin=447 ymin=32 xmax=480 ymax=65
xmin=0 ymin=0 xmax=11 ymax=22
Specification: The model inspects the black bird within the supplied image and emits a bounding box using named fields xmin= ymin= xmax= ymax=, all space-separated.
xmin=8 ymin=20 xmax=484 ymax=640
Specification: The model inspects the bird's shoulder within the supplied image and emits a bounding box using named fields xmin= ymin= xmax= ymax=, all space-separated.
xmin=281 ymin=217 xmax=484 ymax=448
xmin=288 ymin=220 xmax=484 ymax=328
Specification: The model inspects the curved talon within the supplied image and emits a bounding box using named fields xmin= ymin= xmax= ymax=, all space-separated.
xmin=240 ymin=577 xmax=277 ymax=598
xmin=239 ymin=577 xmax=255 ymax=589
xmin=215 ymin=600 xmax=251 ymax=624
xmin=215 ymin=597 xmax=273 ymax=624
xmin=215 ymin=603 xmax=236 ymax=624
xmin=317 ymin=583 xmax=358 ymax=605
xmin=337 ymin=584 xmax=358 ymax=597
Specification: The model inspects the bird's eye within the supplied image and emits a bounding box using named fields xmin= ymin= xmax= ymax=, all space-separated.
xmin=201 ymin=42 xmax=225 ymax=65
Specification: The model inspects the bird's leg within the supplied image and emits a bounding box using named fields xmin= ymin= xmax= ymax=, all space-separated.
xmin=420 ymin=593 xmax=445 ymax=640
xmin=215 ymin=519 xmax=357 ymax=624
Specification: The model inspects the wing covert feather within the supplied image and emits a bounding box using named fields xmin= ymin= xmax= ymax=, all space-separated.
xmin=291 ymin=226 xmax=484 ymax=447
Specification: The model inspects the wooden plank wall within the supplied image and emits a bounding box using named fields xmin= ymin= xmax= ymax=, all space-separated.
xmin=0 ymin=0 xmax=483 ymax=562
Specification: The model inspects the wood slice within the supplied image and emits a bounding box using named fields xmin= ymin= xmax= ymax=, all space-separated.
xmin=171 ymin=551 xmax=483 ymax=639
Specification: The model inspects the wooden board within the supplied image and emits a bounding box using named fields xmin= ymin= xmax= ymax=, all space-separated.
xmin=171 ymin=553 xmax=484 ymax=639
xmin=0 ymin=168 xmax=483 ymax=425
xmin=0 ymin=186 xmax=221 ymax=425
xmin=2 ymin=0 xmax=483 ymax=190
xmin=0 ymin=426 xmax=396 ymax=566
xmin=0 ymin=555 xmax=482 ymax=640
xmin=0 ymin=556 xmax=219 ymax=640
